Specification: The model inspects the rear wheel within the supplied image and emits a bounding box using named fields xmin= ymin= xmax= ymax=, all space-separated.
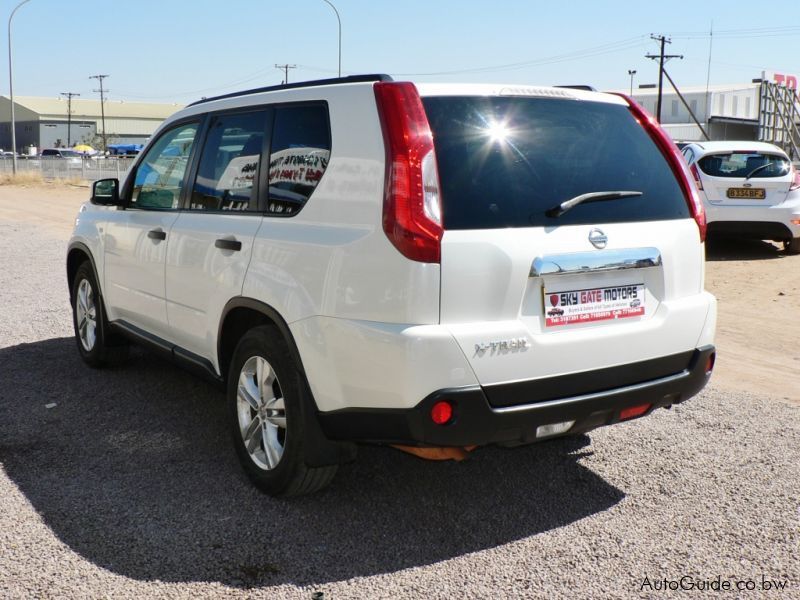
xmin=784 ymin=237 xmax=800 ymax=255
xmin=71 ymin=261 xmax=129 ymax=367
xmin=227 ymin=325 xmax=337 ymax=496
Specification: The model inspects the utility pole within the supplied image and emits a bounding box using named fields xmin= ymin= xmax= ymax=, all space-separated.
xmin=274 ymin=64 xmax=296 ymax=84
xmin=89 ymin=74 xmax=109 ymax=151
xmin=645 ymin=35 xmax=682 ymax=123
xmin=60 ymin=92 xmax=79 ymax=147
xmin=627 ymin=69 xmax=637 ymax=96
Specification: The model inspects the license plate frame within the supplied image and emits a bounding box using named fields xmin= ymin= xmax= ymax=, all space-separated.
xmin=544 ymin=283 xmax=645 ymax=328
xmin=726 ymin=187 xmax=766 ymax=199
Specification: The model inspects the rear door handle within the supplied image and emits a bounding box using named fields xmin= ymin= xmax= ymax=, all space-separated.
xmin=147 ymin=229 xmax=167 ymax=241
xmin=215 ymin=238 xmax=242 ymax=251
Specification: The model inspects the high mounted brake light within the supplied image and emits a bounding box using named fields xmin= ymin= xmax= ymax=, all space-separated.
xmin=374 ymin=81 xmax=443 ymax=263
xmin=613 ymin=94 xmax=707 ymax=242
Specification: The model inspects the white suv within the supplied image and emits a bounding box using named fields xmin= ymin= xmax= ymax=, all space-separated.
xmin=67 ymin=75 xmax=717 ymax=496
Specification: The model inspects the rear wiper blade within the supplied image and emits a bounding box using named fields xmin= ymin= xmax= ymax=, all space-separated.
xmin=744 ymin=162 xmax=774 ymax=180
xmin=545 ymin=190 xmax=643 ymax=218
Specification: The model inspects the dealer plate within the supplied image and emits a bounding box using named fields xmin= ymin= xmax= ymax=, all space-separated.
xmin=727 ymin=187 xmax=765 ymax=199
xmin=544 ymin=284 xmax=645 ymax=327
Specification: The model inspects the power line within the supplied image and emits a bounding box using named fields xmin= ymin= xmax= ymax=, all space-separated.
xmin=393 ymin=36 xmax=649 ymax=76
xmin=60 ymin=92 xmax=80 ymax=147
xmin=89 ymin=74 xmax=109 ymax=151
xmin=645 ymin=35 xmax=683 ymax=123
xmin=274 ymin=64 xmax=297 ymax=84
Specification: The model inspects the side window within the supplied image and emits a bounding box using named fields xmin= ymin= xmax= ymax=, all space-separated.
xmin=190 ymin=111 xmax=267 ymax=212
xmin=131 ymin=122 xmax=198 ymax=209
xmin=267 ymin=104 xmax=331 ymax=216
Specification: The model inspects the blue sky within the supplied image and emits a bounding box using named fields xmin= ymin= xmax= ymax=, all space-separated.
xmin=5 ymin=0 xmax=799 ymax=104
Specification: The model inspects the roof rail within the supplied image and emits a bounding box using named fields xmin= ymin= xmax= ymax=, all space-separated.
xmin=188 ymin=74 xmax=395 ymax=107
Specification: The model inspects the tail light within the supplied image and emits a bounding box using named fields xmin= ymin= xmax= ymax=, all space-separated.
xmin=374 ymin=81 xmax=443 ymax=263
xmin=690 ymin=163 xmax=704 ymax=191
xmin=790 ymin=165 xmax=800 ymax=191
xmin=613 ymin=94 xmax=707 ymax=242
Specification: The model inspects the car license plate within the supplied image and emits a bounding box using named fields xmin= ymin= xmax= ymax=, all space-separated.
xmin=727 ymin=187 xmax=765 ymax=199
xmin=544 ymin=284 xmax=645 ymax=327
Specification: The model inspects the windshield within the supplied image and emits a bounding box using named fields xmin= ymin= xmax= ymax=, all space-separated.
xmin=422 ymin=96 xmax=689 ymax=230
xmin=59 ymin=150 xmax=81 ymax=158
xmin=697 ymin=152 xmax=790 ymax=178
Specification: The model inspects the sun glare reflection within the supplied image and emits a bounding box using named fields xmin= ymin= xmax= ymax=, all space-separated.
xmin=486 ymin=120 xmax=510 ymax=143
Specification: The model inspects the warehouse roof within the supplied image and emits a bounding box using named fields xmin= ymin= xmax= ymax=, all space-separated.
xmin=1 ymin=96 xmax=183 ymax=119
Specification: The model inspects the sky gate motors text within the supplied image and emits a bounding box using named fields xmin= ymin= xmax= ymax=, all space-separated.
xmin=557 ymin=286 xmax=640 ymax=306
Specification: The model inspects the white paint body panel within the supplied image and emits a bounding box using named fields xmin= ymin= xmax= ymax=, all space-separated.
xmin=438 ymin=219 xmax=713 ymax=387
xmin=165 ymin=212 xmax=262 ymax=366
xmin=102 ymin=209 xmax=179 ymax=336
xmin=290 ymin=318 xmax=477 ymax=411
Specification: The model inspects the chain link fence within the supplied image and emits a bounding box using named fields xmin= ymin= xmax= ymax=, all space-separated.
xmin=0 ymin=156 xmax=136 ymax=182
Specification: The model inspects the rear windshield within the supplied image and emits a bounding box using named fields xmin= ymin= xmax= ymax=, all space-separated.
xmin=697 ymin=152 xmax=790 ymax=178
xmin=422 ymin=96 xmax=689 ymax=230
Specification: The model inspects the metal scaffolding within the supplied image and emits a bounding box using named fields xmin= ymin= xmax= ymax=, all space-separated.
xmin=758 ymin=81 xmax=800 ymax=161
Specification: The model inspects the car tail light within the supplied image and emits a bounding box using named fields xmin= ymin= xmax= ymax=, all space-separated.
xmin=613 ymin=94 xmax=707 ymax=242
xmin=790 ymin=165 xmax=800 ymax=191
xmin=690 ymin=163 xmax=704 ymax=191
xmin=620 ymin=403 xmax=651 ymax=421
xmin=374 ymin=82 xmax=443 ymax=263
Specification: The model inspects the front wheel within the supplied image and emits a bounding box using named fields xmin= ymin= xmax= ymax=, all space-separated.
xmin=227 ymin=326 xmax=337 ymax=497
xmin=71 ymin=261 xmax=128 ymax=367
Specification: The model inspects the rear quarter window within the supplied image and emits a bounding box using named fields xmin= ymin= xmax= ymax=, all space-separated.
xmin=422 ymin=96 xmax=690 ymax=230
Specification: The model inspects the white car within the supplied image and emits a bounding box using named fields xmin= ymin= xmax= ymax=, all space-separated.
xmin=66 ymin=75 xmax=717 ymax=496
xmin=681 ymin=141 xmax=800 ymax=253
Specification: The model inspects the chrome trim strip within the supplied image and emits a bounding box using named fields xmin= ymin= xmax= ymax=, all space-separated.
xmin=530 ymin=247 xmax=662 ymax=277
xmin=491 ymin=370 xmax=688 ymax=414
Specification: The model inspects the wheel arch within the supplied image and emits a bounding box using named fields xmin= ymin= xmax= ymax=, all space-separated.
xmin=217 ymin=297 xmax=308 ymax=384
xmin=218 ymin=296 xmax=356 ymax=467
xmin=66 ymin=242 xmax=101 ymax=304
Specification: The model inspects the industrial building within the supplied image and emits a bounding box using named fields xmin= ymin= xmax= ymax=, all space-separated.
xmin=0 ymin=96 xmax=183 ymax=154
xmin=627 ymin=71 xmax=799 ymax=158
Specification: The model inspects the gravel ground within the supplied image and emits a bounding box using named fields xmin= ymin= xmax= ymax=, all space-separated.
xmin=0 ymin=218 xmax=798 ymax=599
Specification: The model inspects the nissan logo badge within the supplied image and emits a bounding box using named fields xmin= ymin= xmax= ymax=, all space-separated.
xmin=588 ymin=228 xmax=608 ymax=249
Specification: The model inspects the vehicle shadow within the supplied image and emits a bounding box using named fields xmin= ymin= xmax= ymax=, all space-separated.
xmin=705 ymin=235 xmax=785 ymax=261
xmin=0 ymin=338 xmax=624 ymax=588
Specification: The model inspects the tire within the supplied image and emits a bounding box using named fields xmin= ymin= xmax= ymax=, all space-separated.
xmin=71 ymin=261 xmax=129 ymax=368
xmin=227 ymin=325 xmax=337 ymax=497
xmin=784 ymin=237 xmax=800 ymax=255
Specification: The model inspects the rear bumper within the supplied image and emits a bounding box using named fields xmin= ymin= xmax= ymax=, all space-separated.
xmin=317 ymin=345 xmax=715 ymax=446
xmin=705 ymin=195 xmax=800 ymax=240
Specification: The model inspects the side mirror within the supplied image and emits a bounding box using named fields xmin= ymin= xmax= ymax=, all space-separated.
xmin=91 ymin=178 xmax=122 ymax=206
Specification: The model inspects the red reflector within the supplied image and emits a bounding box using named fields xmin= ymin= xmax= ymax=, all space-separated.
xmin=620 ymin=403 xmax=651 ymax=421
xmin=430 ymin=401 xmax=453 ymax=425
xmin=706 ymin=352 xmax=716 ymax=374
